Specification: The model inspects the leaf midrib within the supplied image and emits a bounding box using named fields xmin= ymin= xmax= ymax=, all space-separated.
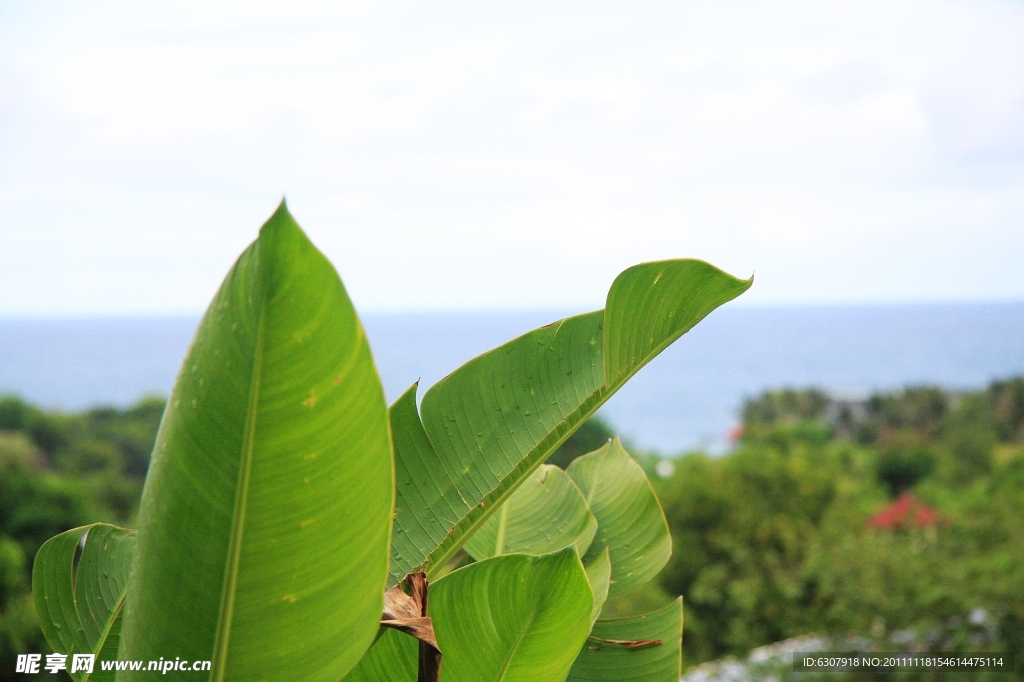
xmin=82 ymin=589 xmax=127 ymax=682
xmin=494 ymin=605 xmax=538 ymax=682
xmin=493 ymin=502 xmax=509 ymax=556
xmin=424 ymin=278 xmax=742 ymax=578
xmin=211 ymin=310 xmax=266 ymax=681
xmin=425 ymin=385 xmax=607 ymax=578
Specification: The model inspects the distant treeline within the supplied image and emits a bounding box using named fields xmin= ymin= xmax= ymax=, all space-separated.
xmin=0 ymin=396 xmax=162 ymax=680
xmin=2 ymin=378 xmax=1023 ymax=679
xmin=651 ymin=377 xmax=1024 ymax=675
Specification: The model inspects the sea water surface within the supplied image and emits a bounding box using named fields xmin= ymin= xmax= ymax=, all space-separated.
xmin=1 ymin=303 xmax=1022 ymax=453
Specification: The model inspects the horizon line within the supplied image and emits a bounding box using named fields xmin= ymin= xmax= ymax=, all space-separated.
xmin=2 ymin=297 xmax=1024 ymax=321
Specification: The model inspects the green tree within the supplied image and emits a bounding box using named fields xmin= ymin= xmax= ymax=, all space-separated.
xmin=656 ymin=427 xmax=858 ymax=664
xmin=656 ymin=383 xmax=1024 ymax=676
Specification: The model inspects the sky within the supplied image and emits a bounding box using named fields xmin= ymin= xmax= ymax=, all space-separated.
xmin=1 ymin=0 xmax=1022 ymax=316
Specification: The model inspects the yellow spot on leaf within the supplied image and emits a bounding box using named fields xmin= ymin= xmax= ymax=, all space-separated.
xmin=302 ymin=389 xmax=318 ymax=408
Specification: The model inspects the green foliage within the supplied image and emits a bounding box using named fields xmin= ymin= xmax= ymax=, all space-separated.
xmin=12 ymin=201 xmax=1021 ymax=682
xmin=430 ymin=549 xmax=594 ymax=681
xmin=989 ymin=376 xmax=1024 ymax=442
xmin=942 ymin=393 xmax=997 ymax=482
xmin=464 ymin=464 xmax=598 ymax=560
xmin=0 ymin=539 xmax=26 ymax=610
xmin=0 ymin=534 xmax=32 ymax=674
xmin=547 ymin=416 xmax=614 ymax=469
xmin=352 ymin=437 xmax=680 ymax=680
xmin=657 ymin=433 xmax=847 ymax=663
xmin=0 ymin=395 xmax=162 ymax=479
xmin=860 ymin=386 xmax=948 ymax=442
xmin=387 ymin=259 xmax=750 ymax=587
xmin=658 ymin=381 xmax=1024 ymax=674
xmin=1 ymin=423 xmax=146 ymax=682
xmin=344 ymin=628 xmax=419 ymax=682
xmin=32 ymin=524 xmax=135 ymax=682
xmin=568 ymin=599 xmax=683 ymax=682
xmin=0 ymin=399 xmax=32 ymax=432
xmin=567 ymin=439 xmax=672 ymax=598
xmin=874 ymin=430 xmax=936 ymax=496
xmin=14 ymin=201 xmax=1019 ymax=680
xmin=741 ymin=389 xmax=830 ymax=427
xmin=0 ymin=593 xmax=39 ymax=682
xmin=0 ymin=432 xmax=130 ymax=563
xmin=584 ymin=548 xmax=612 ymax=624
xmin=79 ymin=398 xmax=165 ymax=478
xmin=119 ymin=204 xmax=395 ymax=681
xmin=27 ymin=204 xmax=749 ymax=681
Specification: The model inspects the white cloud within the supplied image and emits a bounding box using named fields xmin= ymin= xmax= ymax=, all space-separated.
xmin=0 ymin=0 xmax=1021 ymax=314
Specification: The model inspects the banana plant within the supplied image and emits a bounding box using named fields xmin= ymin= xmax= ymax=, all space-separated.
xmin=32 ymin=203 xmax=750 ymax=681
xmin=349 ymin=437 xmax=684 ymax=681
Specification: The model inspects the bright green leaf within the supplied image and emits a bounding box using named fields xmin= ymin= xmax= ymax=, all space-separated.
xmin=343 ymin=628 xmax=418 ymax=682
xmin=119 ymin=203 xmax=395 ymax=681
xmin=568 ymin=438 xmax=671 ymax=598
xmin=389 ymin=384 xmax=469 ymax=584
xmin=32 ymin=523 xmax=135 ymax=682
xmin=388 ymin=260 xmax=750 ymax=583
xmin=568 ymin=599 xmax=683 ymax=682
xmin=464 ymin=464 xmax=597 ymax=560
xmin=584 ymin=547 xmax=612 ymax=626
xmin=431 ymin=547 xmax=593 ymax=682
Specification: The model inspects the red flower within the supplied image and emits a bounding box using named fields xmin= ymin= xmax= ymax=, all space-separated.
xmin=867 ymin=493 xmax=939 ymax=530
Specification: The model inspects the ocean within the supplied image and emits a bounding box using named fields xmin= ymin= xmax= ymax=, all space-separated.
xmin=1 ymin=303 xmax=1022 ymax=454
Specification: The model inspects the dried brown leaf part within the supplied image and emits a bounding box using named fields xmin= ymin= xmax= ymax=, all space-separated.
xmin=380 ymin=572 xmax=442 ymax=682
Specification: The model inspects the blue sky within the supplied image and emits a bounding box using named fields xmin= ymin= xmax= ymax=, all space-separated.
xmin=1 ymin=1 xmax=1022 ymax=315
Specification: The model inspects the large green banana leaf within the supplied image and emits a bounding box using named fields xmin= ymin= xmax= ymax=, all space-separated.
xmin=584 ymin=547 xmax=611 ymax=626
xmin=431 ymin=548 xmax=593 ymax=681
xmin=567 ymin=599 xmax=683 ymax=682
xmin=32 ymin=523 xmax=135 ymax=682
xmin=343 ymin=629 xmax=418 ymax=682
xmin=463 ymin=464 xmax=597 ymax=560
xmin=347 ymin=548 xmax=594 ymax=681
xmin=388 ymin=260 xmax=751 ymax=583
xmin=118 ymin=203 xmax=395 ymax=681
xmin=567 ymin=438 xmax=671 ymax=598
